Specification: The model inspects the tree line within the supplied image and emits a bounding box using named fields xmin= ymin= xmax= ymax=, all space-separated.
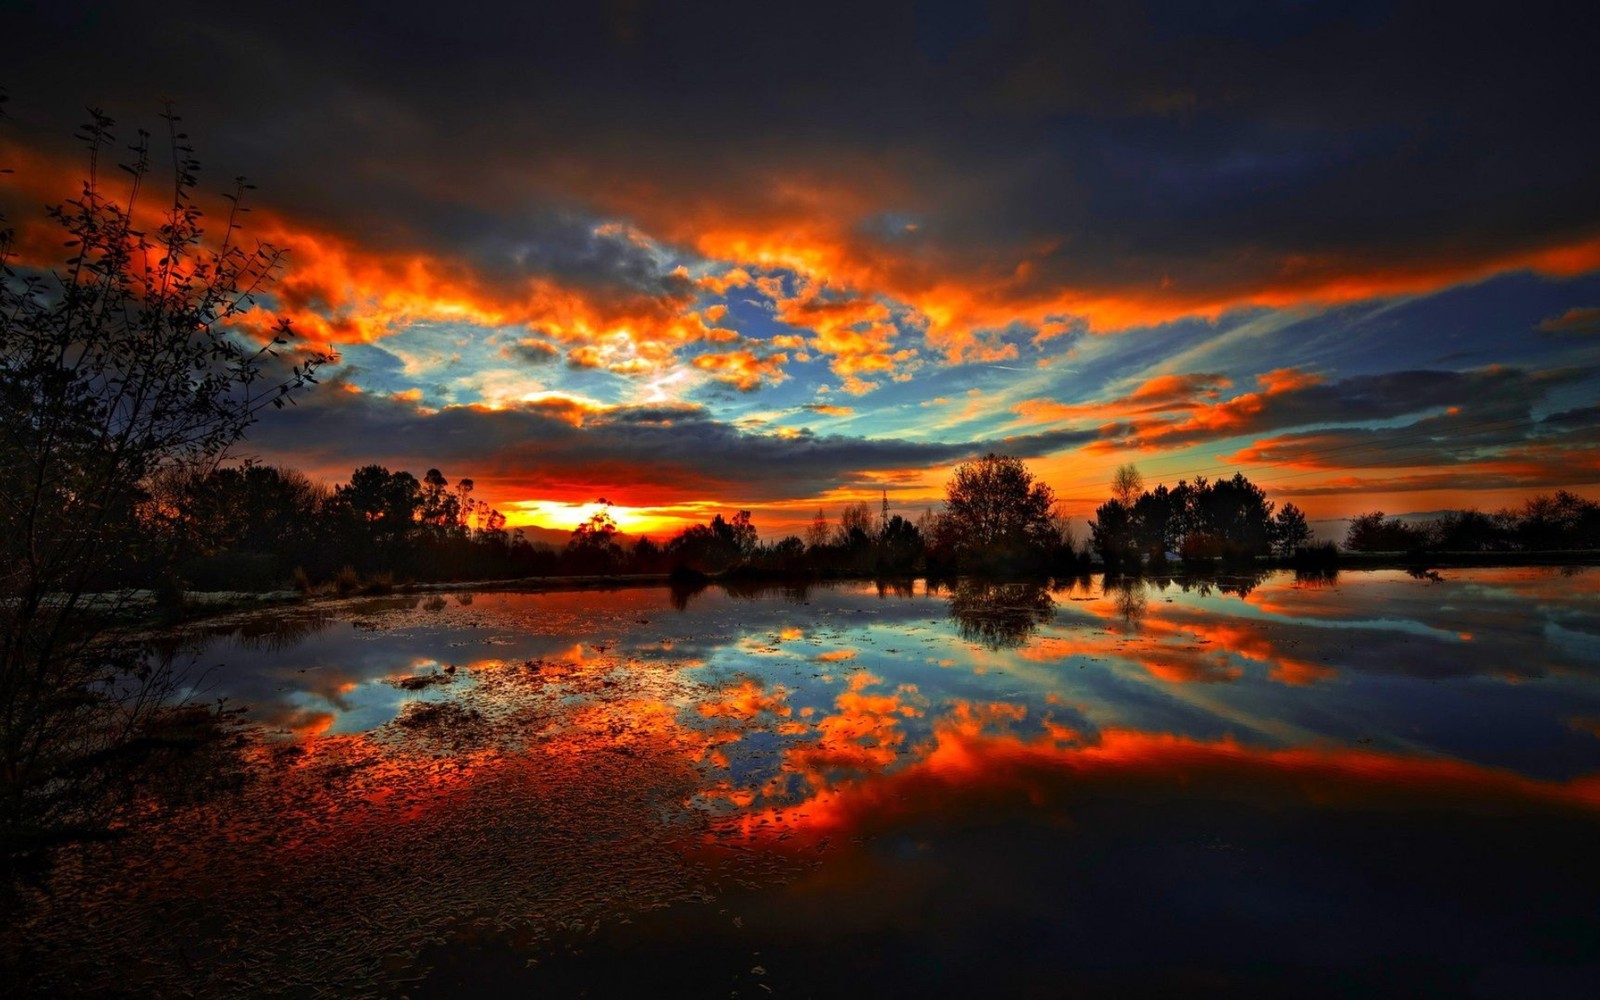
xmin=140 ymin=453 xmax=1091 ymax=592
xmin=144 ymin=462 xmax=529 ymax=592
xmin=143 ymin=457 xmax=1600 ymax=594
xmin=1344 ymin=492 xmax=1600 ymax=553
xmin=1088 ymin=466 xmax=1315 ymax=571
xmin=569 ymin=453 xmax=1088 ymax=581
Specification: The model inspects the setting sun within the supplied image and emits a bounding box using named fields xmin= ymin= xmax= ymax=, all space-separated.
xmin=507 ymin=499 xmax=661 ymax=535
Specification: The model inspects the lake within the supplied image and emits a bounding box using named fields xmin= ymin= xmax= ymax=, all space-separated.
xmin=11 ymin=567 xmax=1600 ymax=996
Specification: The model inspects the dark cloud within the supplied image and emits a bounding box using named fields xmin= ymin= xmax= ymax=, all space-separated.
xmin=1539 ymin=403 xmax=1600 ymax=430
xmin=4 ymin=1 xmax=1596 ymax=321
xmin=1096 ymin=365 xmax=1596 ymax=454
xmin=238 ymin=383 xmax=981 ymax=503
xmin=234 ymin=367 xmax=1111 ymax=504
xmin=459 ymin=210 xmax=692 ymax=300
xmin=1229 ymin=400 xmax=1598 ymax=471
xmin=1538 ymin=307 xmax=1600 ymax=335
xmin=998 ymin=427 xmax=1104 ymax=457
xmin=1274 ymin=466 xmax=1600 ymax=497
xmin=502 ymin=338 xmax=560 ymax=365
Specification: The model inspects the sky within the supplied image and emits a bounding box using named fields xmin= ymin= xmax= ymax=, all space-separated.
xmin=3 ymin=1 xmax=1598 ymax=539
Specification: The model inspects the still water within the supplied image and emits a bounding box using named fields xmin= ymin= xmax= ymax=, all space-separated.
xmin=18 ymin=568 xmax=1600 ymax=996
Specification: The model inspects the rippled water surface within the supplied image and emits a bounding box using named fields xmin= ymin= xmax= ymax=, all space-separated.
xmin=12 ymin=568 xmax=1600 ymax=996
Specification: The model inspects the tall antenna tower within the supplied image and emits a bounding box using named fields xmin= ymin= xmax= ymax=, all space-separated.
xmin=881 ymin=489 xmax=890 ymax=531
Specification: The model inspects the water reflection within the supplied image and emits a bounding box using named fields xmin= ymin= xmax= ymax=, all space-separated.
xmin=942 ymin=579 xmax=1056 ymax=649
xmin=871 ymin=578 xmax=917 ymax=599
xmin=14 ymin=568 xmax=1600 ymax=994
xmin=1293 ymin=564 xmax=1340 ymax=587
xmin=169 ymin=568 xmax=1600 ymax=779
xmin=211 ymin=608 xmax=338 ymax=652
xmin=1108 ymin=576 xmax=1148 ymax=625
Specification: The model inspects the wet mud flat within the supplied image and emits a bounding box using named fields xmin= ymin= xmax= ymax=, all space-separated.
xmin=5 ymin=570 xmax=1600 ymax=996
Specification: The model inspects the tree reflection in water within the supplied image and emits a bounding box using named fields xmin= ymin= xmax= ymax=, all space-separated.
xmin=944 ymin=580 xmax=1056 ymax=650
xmin=673 ymin=579 xmax=817 ymax=609
xmin=1108 ymin=577 xmax=1148 ymax=625
xmin=1293 ymin=565 xmax=1340 ymax=588
xmin=720 ymin=580 xmax=814 ymax=604
xmin=872 ymin=579 xmax=916 ymax=599
xmin=1163 ymin=568 xmax=1272 ymax=599
xmin=668 ymin=579 xmax=709 ymax=610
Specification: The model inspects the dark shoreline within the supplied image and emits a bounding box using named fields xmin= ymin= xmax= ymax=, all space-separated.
xmin=125 ymin=551 xmax=1600 ymax=632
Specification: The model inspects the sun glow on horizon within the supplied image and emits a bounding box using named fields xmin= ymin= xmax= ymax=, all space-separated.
xmin=506 ymin=499 xmax=671 ymax=535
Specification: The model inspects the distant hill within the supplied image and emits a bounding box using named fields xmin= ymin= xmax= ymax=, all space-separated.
xmin=509 ymin=524 xmax=644 ymax=549
xmin=511 ymin=524 xmax=578 ymax=549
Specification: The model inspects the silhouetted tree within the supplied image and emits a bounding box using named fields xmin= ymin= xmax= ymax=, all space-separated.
xmin=1425 ymin=509 xmax=1504 ymax=552
xmin=1345 ymin=511 xmax=1425 ymax=552
xmin=0 ymin=108 xmax=328 ymax=864
xmin=875 ymin=514 xmax=924 ymax=574
xmin=1131 ymin=484 xmax=1179 ymax=559
xmin=1096 ymin=473 xmax=1281 ymax=566
xmin=418 ymin=468 xmax=462 ymax=538
xmin=1271 ymin=502 xmax=1312 ymax=557
xmin=1512 ymin=491 xmax=1600 ymax=550
xmin=629 ymin=535 xmax=666 ymax=573
xmin=931 ymin=454 xmax=1057 ymax=573
xmin=764 ymin=535 xmax=809 ymax=575
xmin=1090 ymin=499 xmax=1138 ymax=570
xmin=566 ymin=500 xmax=622 ymax=572
xmin=804 ymin=508 xmax=830 ymax=550
xmin=728 ymin=510 xmax=759 ymax=555
xmin=666 ymin=510 xmax=758 ymax=573
xmin=1342 ymin=494 xmax=1598 ymax=555
xmin=1048 ymin=501 xmax=1077 ymax=553
xmin=151 ymin=461 xmax=324 ymax=588
xmin=1112 ymin=463 xmax=1144 ymax=509
xmin=326 ymin=465 xmax=421 ymax=568
xmin=834 ymin=501 xmax=875 ymax=546
xmin=1185 ymin=473 xmax=1275 ymax=561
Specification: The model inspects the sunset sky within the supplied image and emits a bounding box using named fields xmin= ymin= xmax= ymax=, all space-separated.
xmin=4 ymin=2 xmax=1598 ymax=539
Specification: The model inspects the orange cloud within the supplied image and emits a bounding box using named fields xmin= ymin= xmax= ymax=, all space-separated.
xmin=1082 ymin=367 xmax=1324 ymax=453
xmin=696 ymin=266 xmax=753 ymax=294
xmin=1130 ymin=372 xmax=1234 ymax=402
xmin=697 ymin=679 xmax=793 ymax=721
xmin=10 ymin=132 xmax=1600 ymax=385
xmin=567 ymin=153 xmax=1600 ymax=365
xmin=0 ymin=137 xmax=753 ymax=385
xmin=1021 ymin=586 xmax=1337 ymax=687
xmin=1015 ymin=371 xmax=1233 ymax=424
xmin=768 ymin=281 xmax=918 ymax=394
xmin=1538 ymin=306 xmax=1600 ymax=334
xmin=690 ymin=348 xmax=791 ymax=391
